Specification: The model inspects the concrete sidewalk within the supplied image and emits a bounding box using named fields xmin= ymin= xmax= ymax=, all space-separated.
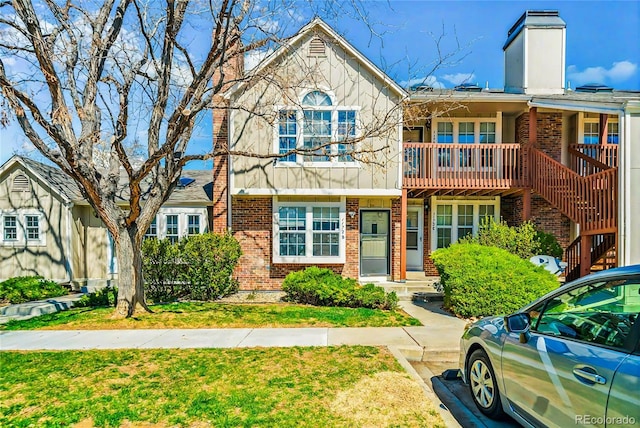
xmin=0 ymin=301 xmax=467 ymax=357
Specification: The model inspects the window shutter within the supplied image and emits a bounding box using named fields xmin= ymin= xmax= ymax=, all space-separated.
xmin=11 ymin=174 xmax=30 ymax=192
xmin=309 ymin=37 xmax=326 ymax=56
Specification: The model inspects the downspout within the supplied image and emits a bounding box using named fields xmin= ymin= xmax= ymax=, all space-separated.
xmin=65 ymin=201 xmax=74 ymax=284
xmin=227 ymin=107 xmax=233 ymax=230
xmin=620 ymin=111 xmax=629 ymax=265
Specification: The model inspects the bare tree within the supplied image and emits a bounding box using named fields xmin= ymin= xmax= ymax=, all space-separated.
xmin=0 ymin=0 xmax=467 ymax=317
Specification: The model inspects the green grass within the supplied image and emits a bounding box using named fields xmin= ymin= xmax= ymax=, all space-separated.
xmin=0 ymin=347 xmax=445 ymax=427
xmin=0 ymin=302 xmax=421 ymax=330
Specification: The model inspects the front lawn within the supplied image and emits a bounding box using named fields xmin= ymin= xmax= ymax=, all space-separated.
xmin=0 ymin=346 xmax=445 ymax=427
xmin=0 ymin=302 xmax=421 ymax=330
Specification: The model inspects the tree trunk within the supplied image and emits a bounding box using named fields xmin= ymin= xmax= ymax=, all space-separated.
xmin=113 ymin=227 xmax=152 ymax=318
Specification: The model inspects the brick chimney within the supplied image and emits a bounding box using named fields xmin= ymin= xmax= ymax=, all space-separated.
xmin=503 ymin=10 xmax=566 ymax=95
xmin=212 ymin=22 xmax=244 ymax=233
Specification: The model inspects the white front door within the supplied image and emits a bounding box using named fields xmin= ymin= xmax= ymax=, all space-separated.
xmin=406 ymin=206 xmax=423 ymax=271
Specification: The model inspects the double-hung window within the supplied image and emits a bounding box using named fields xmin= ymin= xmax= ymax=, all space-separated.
xmin=274 ymin=199 xmax=345 ymax=263
xmin=278 ymin=207 xmax=306 ymax=256
xmin=278 ymin=110 xmax=297 ymax=162
xmin=312 ymin=207 xmax=339 ymax=256
xmin=25 ymin=215 xmax=39 ymax=241
xmin=187 ymin=215 xmax=200 ymax=235
xmin=337 ymin=110 xmax=356 ymax=162
xmin=3 ymin=216 xmax=18 ymax=241
xmin=434 ymin=118 xmax=500 ymax=169
xmin=166 ymin=215 xmax=179 ymax=244
xmin=1 ymin=211 xmax=45 ymax=246
xmin=277 ymin=90 xmax=357 ymax=164
xmin=432 ymin=200 xmax=499 ymax=250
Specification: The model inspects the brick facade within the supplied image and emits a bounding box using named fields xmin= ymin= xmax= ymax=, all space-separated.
xmin=231 ymin=196 xmax=364 ymax=290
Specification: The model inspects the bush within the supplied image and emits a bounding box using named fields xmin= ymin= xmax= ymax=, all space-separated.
xmin=282 ymin=267 xmax=398 ymax=310
xmin=535 ymin=230 xmax=563 ymax=258
xmin=0 ymin=276 xmax=68 ymax=304
xmin=75 ymin=286 xmax=118 ymax=308
xmin=460 ymin=218 xmax=564 ymax=260
xmin=178 ymin=233 xmax=242 ymax=300
xmin=142 ymin=238 xmax=182 ymax=302
xmin=142 ymin=232 xmax=242 ymax=302
xmin=430 ymin=243 xmax=559 ymax=318
xmin=460 ymin=218 xmax=541 ymax=259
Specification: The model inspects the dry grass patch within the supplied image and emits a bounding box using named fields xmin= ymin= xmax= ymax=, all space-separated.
xmin=332 ymin=371 xmax=446 ymax=428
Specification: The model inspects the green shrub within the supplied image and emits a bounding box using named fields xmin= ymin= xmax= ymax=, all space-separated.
xmin=142 ymin=232 xmax=242 ymax=302
xmin=75 ymin=286 xmax=118 ymax=308
xmin=535 ymin=230 xmax=563 ymax=258
xmin=430 ymin=243 xmax=559 ymax=318
xmin=178 ymin=232 xmax=242 ymax=300
xmin=0 ymin=276 xmax=68 ymax=304
xmin=460 ymin=218 xmax=541 ymax=259
xmin=142 ymin=237 xmax=183 ymax=302
xmin=282 ymin=267 xmax=398 ymax=310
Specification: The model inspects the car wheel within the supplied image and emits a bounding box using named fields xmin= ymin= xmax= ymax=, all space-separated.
xmin=467 ymin=349 xmax=505 ymax=419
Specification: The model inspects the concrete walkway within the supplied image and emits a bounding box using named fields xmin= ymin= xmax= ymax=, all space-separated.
xmin=0 ymin=293 xmax=84 ymax=324
xmin=0 ymin=301 xmax=467 ymax=356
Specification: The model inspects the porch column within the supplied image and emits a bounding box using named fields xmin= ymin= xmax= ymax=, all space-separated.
xmin=523 ymin=188 xmax=531 ymax=221
xmin=529 ymin=107 xmax=537 ymax=146
xmin=599 ymin=113 xmax=609 ymax=164
xmin=400 ymin=189 xmax=407 ymax=281
xmin=580 ymin=234 xmax=592 ymax=278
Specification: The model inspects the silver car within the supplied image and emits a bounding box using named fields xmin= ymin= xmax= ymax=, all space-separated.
xmin=459 ymin=265 xmax=640 ymax=427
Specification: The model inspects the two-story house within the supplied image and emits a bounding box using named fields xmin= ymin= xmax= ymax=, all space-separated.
xmin=216 ymin=11 xmax=640 ymax=289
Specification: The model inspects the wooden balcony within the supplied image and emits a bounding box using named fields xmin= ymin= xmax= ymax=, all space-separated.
xmin=569 ymin=144 xmax=618 ymax=173
xmin=403 ymin=143 xmax=525 ymax=191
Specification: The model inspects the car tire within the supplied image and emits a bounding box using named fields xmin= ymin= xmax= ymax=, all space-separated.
xmin=467 ymin=349 xmax=505 ymax=419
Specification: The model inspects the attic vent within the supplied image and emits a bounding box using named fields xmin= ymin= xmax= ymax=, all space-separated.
xmin=11 ymin=174 xmax=30 ymax=192
xmin=575 ymin=84 xmax=614 ymax=93
xmin=454 ymin=83 xmax=483 ymax=92
xmin=309 ymin=37 xmax=326 ymax=56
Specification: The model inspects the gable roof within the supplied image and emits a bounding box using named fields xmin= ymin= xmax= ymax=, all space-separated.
xmin=0 ymin=155 xmax=83 ymax=203
xmin=0 ymin=156 xmax=213 ymax=205
xmin=226 ymin=17 xmax=408 ymax=99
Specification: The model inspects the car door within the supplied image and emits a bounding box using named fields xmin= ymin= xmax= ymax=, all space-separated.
xmin=501 ymin=277 xmax=640 ymax=428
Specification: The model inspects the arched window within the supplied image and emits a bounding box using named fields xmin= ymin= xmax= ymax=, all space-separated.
xmin=277 ymin=90 xmax=356 ymax=163
xmin=302 ymin=91 xmax=332 ymax=106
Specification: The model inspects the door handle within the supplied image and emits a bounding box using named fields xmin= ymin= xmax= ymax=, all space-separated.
xmin=572 ymin=367 xmax=606 ymax=385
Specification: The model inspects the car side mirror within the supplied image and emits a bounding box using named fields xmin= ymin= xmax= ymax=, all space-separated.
xmin=505 ymin=313 xmax=531 ymax=343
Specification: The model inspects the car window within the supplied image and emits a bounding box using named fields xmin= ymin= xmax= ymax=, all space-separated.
xmin=533 ymin=279 xmax=640 ymax=350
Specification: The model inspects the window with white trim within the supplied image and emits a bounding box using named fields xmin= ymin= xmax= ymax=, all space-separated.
xmin=431 ymin=199 xmax=499 ymax=250
xmin=274 ymin=199 xmax=346 ymax=263
xmin=1 ymin=211 xmax=45 ymax=246
xmin=25 ymin=215 xmax=40 ymax=241
xmin=187 ymin=215 xmax=200 ymax=235
xmin=607 ymin=122 xmax=619 ymax=144
xmin=276 ymin=90 xmax=358 ymax=164
xmin=166 ymin=215 xmax=179 ymax=244
xmin=434 ymin=118 xmax=500 ymax=168
xmin=3 ymin=215 xmax=18 ymax=241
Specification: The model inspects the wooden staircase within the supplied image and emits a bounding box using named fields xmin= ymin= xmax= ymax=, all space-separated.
xmin=529 ymin=147 xmax=618 ymax=279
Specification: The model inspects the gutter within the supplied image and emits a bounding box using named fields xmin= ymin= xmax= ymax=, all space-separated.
xmin=527 ymin=99 xmax=625 ymax=115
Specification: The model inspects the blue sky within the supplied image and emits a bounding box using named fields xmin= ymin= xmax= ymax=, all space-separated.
xmin=1 ymin=0 xmax=638 ymax=168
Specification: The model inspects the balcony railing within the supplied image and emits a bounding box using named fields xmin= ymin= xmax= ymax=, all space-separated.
xmin=569 ymin=144 xmax=618 ymax=173
xmin=403 ymin=143 xmax=524 ymax=189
